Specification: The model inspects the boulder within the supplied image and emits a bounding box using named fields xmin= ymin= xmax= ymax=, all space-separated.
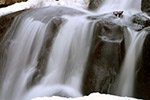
xmin=82 ymin=16 xmax=125 ymax=95
xmin=130 ymin=13 xmax=150 ymax=31
xmin=135 ymin=27 xmax=150 ymax=100
xmin=141 ymin=0 xmax=150 ymax=15
xmin=88 ymin=0 xmax=103 ymax=10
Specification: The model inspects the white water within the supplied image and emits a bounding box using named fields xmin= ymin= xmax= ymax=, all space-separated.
xmin=0 ymin=13 xmax=94 ymax=100
xmin=23 ymin=16 xmax=94 ymax=100
xmin=0 ymin=17 xmax=48 ymax=100
xmin=97 ymin=0 xmax=141 ymax=14
xmin=42 ymin=16 xmax=93 ymax=89
xmin=0 ymin=0 xmax=147 ymax=99
xmin=116 ymin=28 xmax=148 ymax=97
xmin=96 ymin=0 xmax=145 ymax=97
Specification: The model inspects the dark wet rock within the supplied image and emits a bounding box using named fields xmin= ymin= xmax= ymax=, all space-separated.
xmin=29 ymin=17 xmax=63 ymax=86
xmin=0 ymin=4 xmax=8 ymax=8
xmin=0 ymin=0 xmax=27 ymax=6
xmin=88 ymin=0 xmax=103 ymax=10
xmin=135 ymin=27 xmax=150 ymax=100
xmin=141 ymin=0 xmax=150 ymax=15
xmin=82 ymin=19 xmax=125 ymax=95
xmin=113 ymin=11 xmax=123 ymax=18
xmin=130 ymin=13 xmax=150 ymax=31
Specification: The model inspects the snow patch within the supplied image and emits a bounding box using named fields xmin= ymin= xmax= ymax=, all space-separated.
xmin=0 ymin=0 xmax=89 ymax=16
xmin=31 ymin=93 xmax=142 ymax=100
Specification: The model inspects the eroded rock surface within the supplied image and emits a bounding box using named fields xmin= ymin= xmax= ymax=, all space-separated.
xmin=141 ymin=0 xmax=150 ymax=15
xmin=131 ymin=13 xmax=150 ymax=31
xmin=88 ymin=0 xmax=103 ymax=10
xmin=135 ymin=27 xmax=150 ymax=100
xmin=82 ymin=16 xmax=125 ymax=95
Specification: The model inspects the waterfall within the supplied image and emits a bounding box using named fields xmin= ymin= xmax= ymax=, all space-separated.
xmin=0 ymin=0 xmax=149 ymax=99
xmin=42 ymin=16 xmax=93 ymax=89
xmin=97 ymin=0 xmax=141 ymax=14
xmin=22 ymin=16 xmax=92 ymax=100
xmin=116 ymin=28 xmax=148 ymax=97
xmin=96 ymin=0 xmax=146 ymax=97
xmin=0 ymin=17 xmax=48 ymax=100
xmin=23 ymin=16 xmax=94 ymax=100
xmin=0 ymin=8 xmax=94 ymax=99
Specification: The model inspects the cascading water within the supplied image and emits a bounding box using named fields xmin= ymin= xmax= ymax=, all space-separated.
xmin=96 ymin=0 xmax=147 ymax=97
xmin=42 ymin=16 xmax=93 ymax=89
xmin=0 ymin=17 xmax=48 ymax=100
xmin=0 ymin=0 xmax=149 ymax=99
xmin=97 ymin=0 xmax=141 ymax=14
xmin=0 ymin=6 xmax=94 ymax=99
xmin=116 ymin=28 xmax=148 ymax=96
xmin=23 ymin=16 xmax=94 ymax=100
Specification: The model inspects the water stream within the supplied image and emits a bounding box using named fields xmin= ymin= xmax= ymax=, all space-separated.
xmin=23 ymin=16 xmax=94 ymax=100
xmin=0 ymin=0 xmax=148 ymax=99
xmin=116 ymin=28 xmax=148 ymax=96
xmin=0 ymin=17 xmax=48 ymax=100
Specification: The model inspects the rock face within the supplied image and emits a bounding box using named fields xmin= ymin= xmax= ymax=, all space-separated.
xmin=88 ymin=0 xmax=103 ymax=10
xmin=82 ymin=14 xmax=125 ymax=95
xmin=0 ymin=0 xmax=26 ymax=7
xmin=0 ymin=11 xmax=24 ymax=41
xmin=141 ymin=0 xmax=150 ymax=14
xmin=135 ymin=27 xmax=150 ymax=100
xmin=130 ymin=13 xmax=150 ymax=31
xmin=6 ymin=0 xmax=26 ymax=4
xmin=83 ymin=12 xmax=150 ymax=99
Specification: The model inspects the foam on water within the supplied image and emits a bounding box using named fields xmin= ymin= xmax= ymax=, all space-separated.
xmin=97 ymin=0 xmax=142 ymax=14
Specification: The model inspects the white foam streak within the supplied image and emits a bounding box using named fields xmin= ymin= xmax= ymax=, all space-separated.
xmin=0 ymin=17 xmax=47 ymax=100
xmin=97 ymin=0 xmax=141 ymax=14
xmin=42 ymin=16 xmax=93 ymax=91
xmin=22 ymin=16 xmax=94 ymax=100
xmin=116 ymin=28 xmax=148 ymax=96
